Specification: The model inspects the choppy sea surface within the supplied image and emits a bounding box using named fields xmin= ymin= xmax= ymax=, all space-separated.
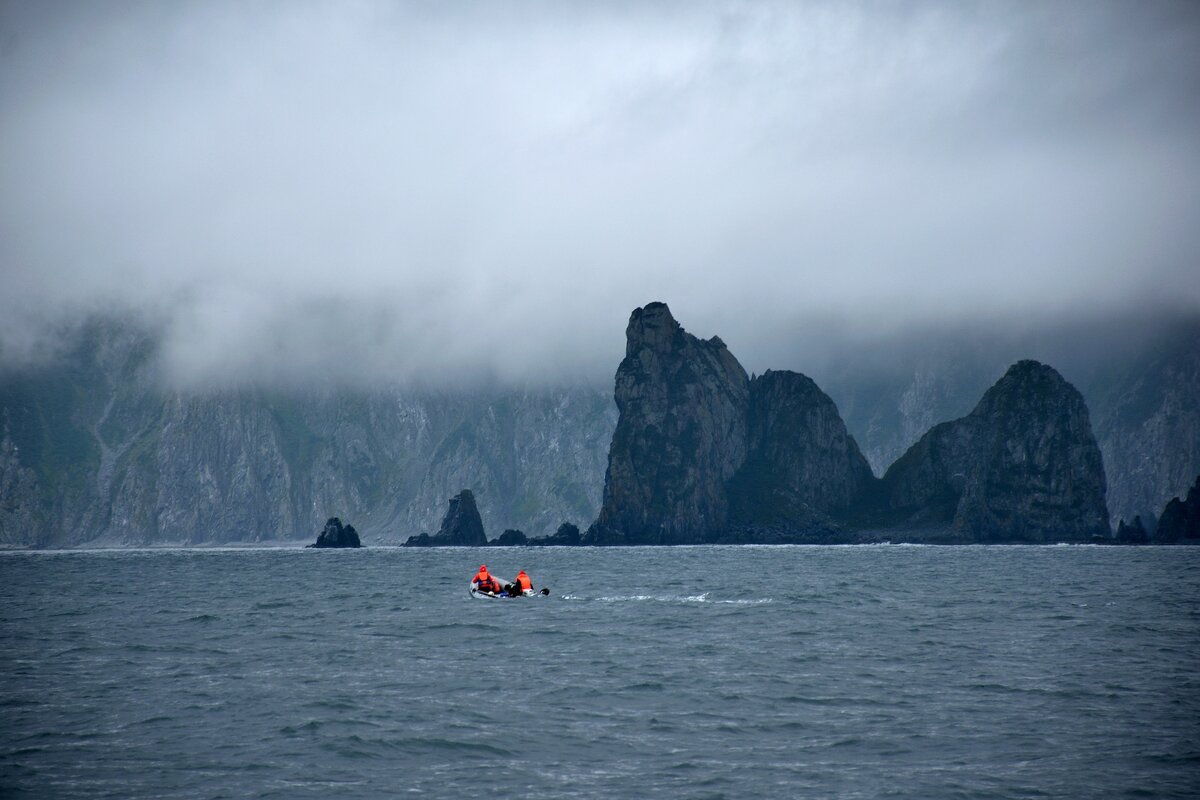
xmin=1 ymin=545 xmax=1198 ymax=799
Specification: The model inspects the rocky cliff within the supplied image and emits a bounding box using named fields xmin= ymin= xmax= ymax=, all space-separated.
xmin=585 ymin=303 xmax=749 ymax=544
xmin=2 ymin=310 xmax=1195 ymax=547
xmin=585 ymin=308 xmax=1113 ymax=544
xmin=1089 ymin=339 xmax=1200 ymax=529
xmin=881 ymin=361 xmax=1110 ymax=542
xmin=726 ymin=370 xmax=875 ymax=533
xmin=819 ymin=316 xmax=1200 ymax=528
xmin=0 ymin=320 xmax=615 ymax=546
xmin=586 ymin=304 xmax=876 ymax=544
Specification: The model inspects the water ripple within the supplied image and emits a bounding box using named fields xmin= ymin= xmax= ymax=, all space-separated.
xmin=1 ymin=545 xmax=1198 ymax=799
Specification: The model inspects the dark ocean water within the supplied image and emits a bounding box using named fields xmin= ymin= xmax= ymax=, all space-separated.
xmin=1 ymin=545 xmax=1198 ymax=799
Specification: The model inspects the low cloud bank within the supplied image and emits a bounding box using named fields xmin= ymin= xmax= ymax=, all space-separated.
xmin=2 ymin=2 xmax=1198 ymax=387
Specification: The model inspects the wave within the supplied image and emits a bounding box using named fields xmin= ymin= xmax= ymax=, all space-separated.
xmin=561 ymin=593 xmax=772 ymax=604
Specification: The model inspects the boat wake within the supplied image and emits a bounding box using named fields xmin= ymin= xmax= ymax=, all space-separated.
xmin=561 ymin=593 xmax=772 ymax=605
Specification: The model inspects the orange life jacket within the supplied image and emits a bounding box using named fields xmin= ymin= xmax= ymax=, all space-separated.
xmin=473 ymin=571 xmax=499 ymax=592
xmin=516 ymin=572 xmax=532 ymax=591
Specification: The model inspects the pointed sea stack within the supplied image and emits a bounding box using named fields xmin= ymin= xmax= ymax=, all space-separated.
xmin=882 ymin=360 xmax=1110 ymax=542
xmin=404 ymin=489 xmax=488 ymax=546
xmin=585 ymin=302 xmax=750 ymax=544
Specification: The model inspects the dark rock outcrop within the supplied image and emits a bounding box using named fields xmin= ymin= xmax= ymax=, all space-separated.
xmin=585 ymin=305 xmax=877 ymax=544
xmin=1154 ymin=475 xmax=1200 ymax=543
xmin=492 ymin=528 xmax=528 ymax=546
xmin=585 ymin=303 xmax=750 ymax=544
xmin=586 ymin=307 xmax=1114 ymax=545
xmin=307 ymin=517 xmax=361 ymax=548
xmin=530 ymin=521 xmax=581 ymax=546
xmin=404 ymin=489 xmax=487 ymax=546
xmin=813 ymin=316 xmax=1200 ymax=531
xmin=727 ymin=370 xmax=875 ymax=533
xmin=881 ymin=360 xmax=1110 ymax=542
xmin=1115 ymin=515 xmax=1150 ymax=544
xmin=490 ymin=520 xmax=584 ymax=546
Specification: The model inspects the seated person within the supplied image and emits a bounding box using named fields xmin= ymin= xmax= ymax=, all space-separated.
xmin=514 ymin=569 xmax=533 ymax=594
xmin=471 ymin=564 xmax=502 ymax=594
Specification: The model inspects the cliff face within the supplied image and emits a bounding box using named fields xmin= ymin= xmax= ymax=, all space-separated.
xmin=882 ymin=361 xmax=1110 ymax=542
xmin=107 ymin=395 xmax=299 ymax=544
xmin=1090 ymin=342 xmax=1200 ymax=528
xmin=400 ymin=390 xmax=615 ymax=541
xmin=727 ymin=370 xmax=874 ymax=530
xmin=586 ymin=303 xmax=749 ymax=544
xmin=0 ymin=321 xmax=616 ymax=546
xmin=0 ymin=424 xmax=42 ymax=546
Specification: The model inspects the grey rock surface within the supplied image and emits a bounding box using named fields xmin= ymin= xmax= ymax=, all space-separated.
xmin=586 ymin=310 xmax=1114 ymax=544
xmin=727 ymin=369 xmax=874 ymax=531
xmin=586 ymin=303 xmax=749 ymax=544
xmin=308 ymin=517 xmax=361 ymax=548
xmin=586 ymin=305 xmax=876 ymax=544
xmin=405 ymin=490 xmax=487 ymax=547
xmin=882 ymin=361 xmax=1111 ymax=542
xmin=0 ymin=321 xmax=615 ymax=546
xmin=819 ymin=317 xmax=1200 ymax=530
xmin=1090 ymin=343 xmax=1200 ymax=529
xmin=1 ymin=311 xmax=1196 ymax=547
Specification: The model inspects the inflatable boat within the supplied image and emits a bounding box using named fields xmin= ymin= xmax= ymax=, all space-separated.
xmin=469 ymin=583 xmax=551 ymax=599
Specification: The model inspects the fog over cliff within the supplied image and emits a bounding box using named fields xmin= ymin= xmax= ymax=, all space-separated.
xmin=2 ymin=1 xmax=1199 ymax=387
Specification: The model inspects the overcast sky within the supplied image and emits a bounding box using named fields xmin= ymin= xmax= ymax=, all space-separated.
xmin=2 ymin=1 xmax=1198 ymax=386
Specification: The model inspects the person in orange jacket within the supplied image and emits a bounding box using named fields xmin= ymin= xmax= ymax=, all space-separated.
xmin=514 ymin=569 xmax=533 ymax=594
xmin=471 ymin=564 xmax=502 ymax=594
